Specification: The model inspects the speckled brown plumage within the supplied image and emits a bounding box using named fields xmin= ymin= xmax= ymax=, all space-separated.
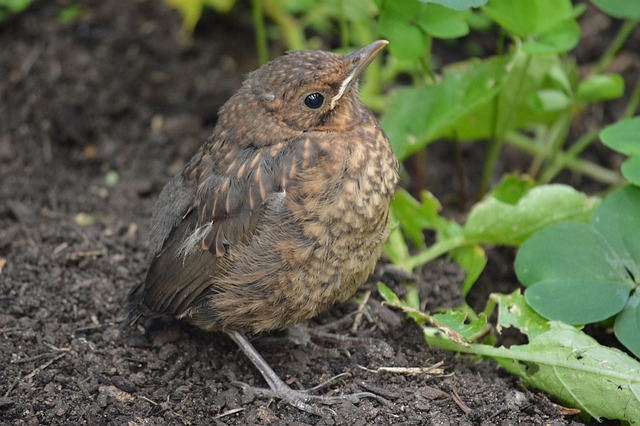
xmin=129 ymin=40 xmax=398 ymax=415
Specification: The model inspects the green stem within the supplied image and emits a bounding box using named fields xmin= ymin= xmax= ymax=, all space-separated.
xmin=480 ymin=52 xmax=531 ymax=196
xmin=338 ymin=0 xmax=349 ymax=49
xmin=251 ymin=0 xmax=268 ymax=64
xmin=540 ymin=129 xmax=599 ymax=183
xmin=505 ymin=130 xmax=623 ymax=185
xmin=263 ymin=0 xmax=306 ymax=50
xmin=594 ymin=20 xmax=639 ymax=75
xmin=407 ymin=236 xmax=467 ymax=270
xmin=622 ymin=77 xmax=640 ymax=120
xmin=533 ymin=112 xmax=571 ymax=182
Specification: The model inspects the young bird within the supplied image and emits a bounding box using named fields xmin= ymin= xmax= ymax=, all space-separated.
xmin=128 ymin=40 xmax=398 ymax=415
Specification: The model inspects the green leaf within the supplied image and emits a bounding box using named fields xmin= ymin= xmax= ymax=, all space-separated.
xmin=525 ymin=278 xmax=632 ymax=324
xmin=522 ymin=18 xmax=580 ymax=54
xmin=383 ymin=56 xmax=507 ymax=160
xmin=528 ymin=89 xmax=571 ymax=112
xmin=377 ymin=0 xmax=427 ymax=60
xmin=390 ymin=189 xmax=444 ymax=247
xmin=428 ymin=310 xmax=488 ymax=341
xmin=419 ymin=0 xmax=487 ymax=11
xmin=516 ymin=185 xmax=640 ymax=333
xmin=490 ymin=290 xmax=550 ymax=339
xmin=377 ymin=281 xmax=402 ymax=304
xmin=384 ymin=212 xmax=412 ymax=271
xmin=592 ymin=0 xmax=640 ymax=19
xmin=452 ymin=244 xmax=487 ymax=295
xmin=592 ymin=185 xmax=640 ymax=280
xmin=622 ymin=156 xmax=640 ymax=186
xmin=600 ymin=116 xmax=640 ymax=156
xmin=576 ymin=73 xmax=625 ymax=103
xmin=491 ymin=175 xmax=536 ymax=204
xmin=417 ymin=4 xmax=470 ymax=39
xmin=495 ymin=322 xmax=640 ymax=423
xmin=464 ymin=184 xmax=594 ymax=246
xmin=482 ymin=0 xmax=576 ymax=37
xmin=614 ymin=291 xmax=640 ymax=359
xmin=516 ymin=221 xmax=629 ymax=285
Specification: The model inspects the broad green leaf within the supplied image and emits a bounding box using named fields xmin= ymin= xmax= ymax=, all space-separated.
xmin=417 ymin=4 xmax=470 ymax=39
xmin=592 ymin=185 xmax=640 ymax=280
xmin=522 ymin=19 xmax=580 ymax=54
xmin=383 ymin=56 xmax=507 ymax=160
xmin=592 ymin=0 xmax=640 ymax=19
xmin=525 ymin=278 xmax=632 ymax=324
xmin=515 ymin=222 xmax=629 ymax=285
xmin=377 ymin=0 xmax=427 ymax=60
xmin=419 ymin=0 xmax=487 ymax=10
xmin=496 ymin=322 xmax=640 ymax=423
xmin=490 ymin=290 xmax=549 ymax=339
xmin=464 ymin=184 xmax=594 ymax=246
xmin=600 ymin=116 xmax=640 ymax=156
xmin=576 ymin=73 xmax=625 ymax=103
xmin=615 ymin=291 xmax=640 ymax=359
xmin=482 ymin=0 xmax=576 ymax=37
xmin=622 ymin=156 xmax=640 ymax=186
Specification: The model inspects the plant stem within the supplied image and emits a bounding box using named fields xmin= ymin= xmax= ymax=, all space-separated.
xmin=338 ymin=0 xmax=349 ymax=49
xmin=480 ymin=52 xmax=531 ymax=196
xmin=505 ymin=130 xmax=623 ymax=185
xmin=407 ymin=236 xmax=467 ymax=270
xmin=594 ymin=20 xmax=639 ymax=75
xmin=251 ymin=0 xmax=268 ymax=64
xmin=262 ymin=0 xmax=306 ymax=50
xmin=622 ymin=77 xmax=640 ymax=119
xmin=533 ymin=112 xmax=571 ymax=182
xmin=540 ymin=129 xmax=599 ymax=182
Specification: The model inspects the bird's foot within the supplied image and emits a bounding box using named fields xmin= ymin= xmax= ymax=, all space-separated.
xmin=285 ymin=323 xmax=392 ymax=356
xmin=231 ymin=372 xmax=382 ymax=416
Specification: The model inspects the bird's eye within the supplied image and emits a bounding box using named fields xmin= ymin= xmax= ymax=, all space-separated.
xmin=304 ymin=93 xmax=324 ymax=109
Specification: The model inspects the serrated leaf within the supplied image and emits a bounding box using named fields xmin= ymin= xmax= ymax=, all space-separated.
xmin=464 ymin=184 xmax=594 ymax=246
xmin=390 ymin=189 xmax=443 ymax=247
xmin=496 ymin=322 xmax=640 ymax=423
xmin=383 ymin=56 xmax=507 ymax=160
xmin=490 ymin=290 xmax=550 ymax=339
xmin=429 ymin=310 xmax=488 ymax=341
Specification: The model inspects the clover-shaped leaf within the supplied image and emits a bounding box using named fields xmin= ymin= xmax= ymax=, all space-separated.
xmin=515 ymin=185 xmax=640 ymax=357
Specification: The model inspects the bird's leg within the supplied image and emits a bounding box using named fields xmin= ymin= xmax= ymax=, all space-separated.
xmin=226 ymin=330 xmax=382 ymax=416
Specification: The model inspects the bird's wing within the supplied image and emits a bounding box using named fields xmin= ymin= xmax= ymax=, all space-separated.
xmin=131 ymin=141 xmax=303 ymax=318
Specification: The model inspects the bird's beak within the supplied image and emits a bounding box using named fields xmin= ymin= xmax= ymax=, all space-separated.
xmin=330 ymin=40 xmax=388 ymax=110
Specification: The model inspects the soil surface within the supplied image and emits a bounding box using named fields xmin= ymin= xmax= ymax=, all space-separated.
xmin=1 ymin=1 xmax=635 ymax=425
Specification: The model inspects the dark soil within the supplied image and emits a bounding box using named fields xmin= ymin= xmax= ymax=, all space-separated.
xmin=1 ymin=1 xmax=635 ymax=424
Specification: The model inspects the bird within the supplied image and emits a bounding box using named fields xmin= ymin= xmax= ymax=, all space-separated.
xmin=128 ymin=40 xmax=399 ymax=415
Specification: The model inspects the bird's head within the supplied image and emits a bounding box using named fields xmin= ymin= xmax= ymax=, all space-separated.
xmin=215 ymin=41 xmax=388 ymax=145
